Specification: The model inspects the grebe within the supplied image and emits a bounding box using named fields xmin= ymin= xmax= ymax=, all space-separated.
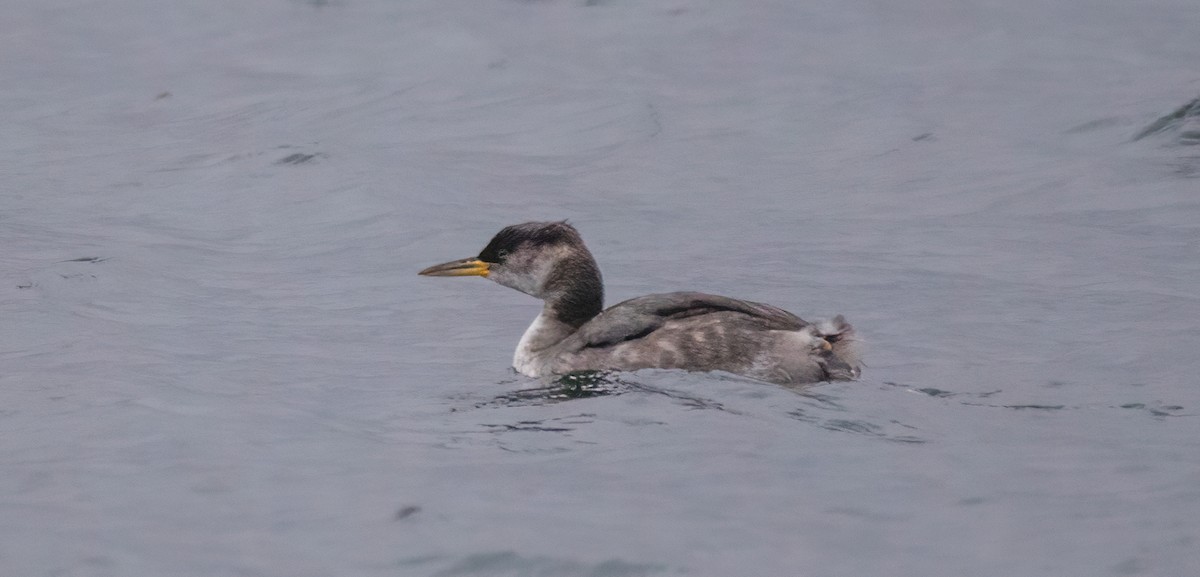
xmin=419 ymin=221 xmax=861 ymax=384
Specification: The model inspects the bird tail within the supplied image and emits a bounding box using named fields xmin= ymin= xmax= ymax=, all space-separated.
xmin=813 ymin=315 xmax=863 ymax=377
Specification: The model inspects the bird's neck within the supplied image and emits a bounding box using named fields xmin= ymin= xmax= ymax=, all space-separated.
xmin=513 ymin=306 xmax=578 ymax=377
xmin=512 ymin=253 xmax=604 ymax=370
xmin=542 ymin=255 xmax=603 ymax=329
xmin=515 ymin=308 xmax=576 ymax=359
xmin=513 ymin=255 xmax=603 ymax=364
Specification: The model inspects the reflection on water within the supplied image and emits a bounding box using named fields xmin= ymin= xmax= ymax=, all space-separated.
xmin=486 ymin=371 xmax=731 ymax=412
xmin=887 ymin=381 xmax=1190 ymax=419
xmin=480 ymin=372 xmax=1192 ymax=450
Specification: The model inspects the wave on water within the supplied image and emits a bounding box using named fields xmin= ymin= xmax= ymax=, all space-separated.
xmin=483 ymin=371 xmax=732 ymax=412
xmin=1133 ymin=95 xmax=1200 ymax=145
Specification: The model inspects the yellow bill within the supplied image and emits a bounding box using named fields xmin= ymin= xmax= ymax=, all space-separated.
xmin=418 ymin=258 xmax=490 ymax=277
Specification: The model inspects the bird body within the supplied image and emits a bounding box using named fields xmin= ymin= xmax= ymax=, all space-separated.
xmin=419 ymin=222 xmax=861 ymax=384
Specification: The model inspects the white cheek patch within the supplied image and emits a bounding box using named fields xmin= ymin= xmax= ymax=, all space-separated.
xmin=488 ymin=244 xmax=571 ymax=298
xmin=524 ymin=257 xmax=556 ymax=295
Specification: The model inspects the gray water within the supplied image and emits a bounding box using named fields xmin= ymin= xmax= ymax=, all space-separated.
xmin=3 ymin=0 xmax=1199 ymax=575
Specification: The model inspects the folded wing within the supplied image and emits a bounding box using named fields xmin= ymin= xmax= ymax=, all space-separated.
xmin=560 ymin=291 xmax=808 ymax=352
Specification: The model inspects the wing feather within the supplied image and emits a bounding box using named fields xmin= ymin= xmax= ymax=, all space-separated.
xmin=561 ymin=291 xmax=807 ymax=351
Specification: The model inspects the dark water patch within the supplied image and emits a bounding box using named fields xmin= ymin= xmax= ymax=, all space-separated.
xmin=944 ymin=397 xmax=1194 ymax=420
xmin=817 ymin=418 xmax=926 ymax=444
xmin=1168 ymin=155 xmax=1200 ymax=178
xmin=480 ymin=414 xmax=594 ymax=433
xmin=484 ymin=372 xmax=630 ymax=406
xmin=884 ymin=381 xmax=1002 ymax=399
xmin=1132 ymin=95 xmax=1200 ymax=143
xmin=821 ymin=419 xmax=878 ymax=435
xmin=619 ymin=377 xmax=732 ymax=412
xmin=10 ymin=255 xmax=111 ymax=287
xmin=483 ymin=372 xmax=731 ymax=412
xmin=785 ymin=408 xmax=819 ymax=423
xmin=667 ymin=391 xmax=729 ymax=412
xmin=883 ymin=380 xmax=1197 ymax=420
xmin=276 ymin=152 xmax=326 ymax=165
xmin=788 ymin=389 xmax=927 ymax=442
xmin=917 ymin=387 xmax=954 ymax=398
xmin=495 ymin=444 xmax=574 ymax=455
xmin=553 ymin=371 xmax=624 ymax=398
xmin=157 ymin=146 xmax=326 ymax=171
xmin=393 ymin=505 xmax=421 ymax=521
xmin=911 ymin=132 xmax=935 ymax=141
xmin=431 ymin=551 xmax=668 ymax=577
xmin=1121 ymin=402 xmax=1189 ymax=418
xmin=958 ymin=401 xmax=1067 ymax=411
xmin=793 ymin=390 xmax=848 ymax=411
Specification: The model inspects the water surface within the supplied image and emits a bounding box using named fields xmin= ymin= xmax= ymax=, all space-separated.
xmin=2 ymin=0 xmax=1199 ymax=575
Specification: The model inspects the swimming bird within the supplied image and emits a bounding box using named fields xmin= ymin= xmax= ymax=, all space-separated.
xmin=419 ymin=221 xmax=861 ymax=384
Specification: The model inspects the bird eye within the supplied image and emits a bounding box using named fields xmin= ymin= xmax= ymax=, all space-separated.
xmin=496 ymin=249 xmax=509 ymax=260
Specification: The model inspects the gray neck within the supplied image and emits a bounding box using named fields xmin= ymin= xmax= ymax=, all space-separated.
xmin=542 ymin=255 xmax=603 ymax=328
xmin=512 ymin=255 xmax=603 ymax=374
